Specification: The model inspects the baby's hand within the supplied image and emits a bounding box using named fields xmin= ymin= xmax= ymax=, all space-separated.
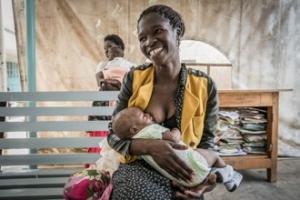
xmin=162 ymin=128 xmax=181 ymax=143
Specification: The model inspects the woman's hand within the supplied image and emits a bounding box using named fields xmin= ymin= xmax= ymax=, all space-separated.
xmin=100 ymin=79 xmax=121 ymax=91
xmin=172 ymin=173 xmax=217 ymax=200
xmin=147 ymin=139 xmax=194 ymax=182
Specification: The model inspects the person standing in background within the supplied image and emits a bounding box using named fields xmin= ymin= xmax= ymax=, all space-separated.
xmin=87 ymin=34 xmax=134 ymax=154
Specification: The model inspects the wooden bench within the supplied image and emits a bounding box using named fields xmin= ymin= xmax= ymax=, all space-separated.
xmin=0 ymin=91 xmax=118 ymax=199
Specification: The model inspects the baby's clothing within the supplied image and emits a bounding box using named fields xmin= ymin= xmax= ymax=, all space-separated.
xmin=95 ymin=139 xmax=120 ymax=175
xmin=132 ymin=124 xmax=211 ymax=187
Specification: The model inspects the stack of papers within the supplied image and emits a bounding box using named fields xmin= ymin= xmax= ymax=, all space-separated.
xmin=239 ymin=108 xmax=267 ymax=154
xmin=215 ymin=108 xmax=268 ymax=156
xmin=215 ymin=109 xmax=244 ymax=156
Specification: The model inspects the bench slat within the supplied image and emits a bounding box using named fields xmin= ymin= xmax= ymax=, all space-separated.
xmin=0 ymin=188 xmax=63 ymax=200
xmin=0 ymin=168 xmax=79 ymax=179
xmin=0 ymin=137 xmax=104 ymax=149
xmin=0 ymin=177 xmax=68 ymax=189
xmin=0 ymin=91 xmax=118 ymax=101
xmin=0 ymin=153 xmax=100 ymax=165
xmin=0 ymin=121 xmax=110 ymax=132
xmin=0 ymin=107 xmax=115 ymax=116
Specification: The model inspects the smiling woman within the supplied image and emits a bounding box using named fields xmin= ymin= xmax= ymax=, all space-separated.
xmin=107 ymin=4 xmax=219 ymax=200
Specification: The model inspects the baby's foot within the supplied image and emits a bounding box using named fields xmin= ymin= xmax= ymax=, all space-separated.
xmin=224 ymin=171 xmax=243 ymax=192
xmin=211 ymin=165 xmax=233 ymax=183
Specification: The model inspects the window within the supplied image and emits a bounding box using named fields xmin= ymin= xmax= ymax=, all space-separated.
xmin=6 ymin=61 xmax=21 ymax=91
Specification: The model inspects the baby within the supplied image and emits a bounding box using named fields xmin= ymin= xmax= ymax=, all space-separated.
xmin=112 ymin=107 xmax=243 ymax=191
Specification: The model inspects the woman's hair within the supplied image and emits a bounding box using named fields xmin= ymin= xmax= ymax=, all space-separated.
xmin=104 ymin=34 xmax=125 ymax=50
xmin=138 ymin=4 xmax=185 ymax=38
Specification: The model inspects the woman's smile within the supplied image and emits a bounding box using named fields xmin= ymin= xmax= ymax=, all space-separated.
xmin=149 ymin=47 xmax=163 ymax=58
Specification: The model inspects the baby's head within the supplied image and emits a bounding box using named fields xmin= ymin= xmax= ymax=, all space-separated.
xmin=112 ymin=107 xmax=153 ymax=139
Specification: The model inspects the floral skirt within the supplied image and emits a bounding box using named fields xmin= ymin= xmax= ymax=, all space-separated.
xmin=64 ymin=169 xmax=112 ymax=200
xmin=111 ymin=159 xmax=174 ymax=200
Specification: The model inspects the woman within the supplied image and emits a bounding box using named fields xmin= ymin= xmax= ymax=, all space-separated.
xmin=95 ymin=34 xmax=134 ymax=92
xmin=108 ymin=4 xmax=218 ymax=200
xmin=88 ymin=34 xmax=134 ymax=154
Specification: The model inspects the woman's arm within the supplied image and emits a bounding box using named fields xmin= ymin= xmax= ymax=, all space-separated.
xmin=101 ymin=79 xmax=122 ymax=91
xmin=96 ymin=71 xmax=104 ymax=87
xmin=198 ymin=76 xmax=219 ymax=149
xmin=131 ymin=138 xmax=193 ymax=181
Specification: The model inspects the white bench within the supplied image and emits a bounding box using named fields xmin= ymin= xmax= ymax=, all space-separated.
xmin=0 ymin=91 xmax=118 ymax=199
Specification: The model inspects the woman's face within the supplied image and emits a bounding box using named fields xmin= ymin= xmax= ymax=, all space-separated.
xmin=137 ymin=13 xmax=179 ymax=66
xmin=104 ymin=40 xmax=123 ymax=61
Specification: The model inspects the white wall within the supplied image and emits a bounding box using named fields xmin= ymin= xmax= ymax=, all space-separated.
xmin=2 ymin=0 xmax=17 ymax=62
xmin=0 ymin=0 xmax=18 ymax=91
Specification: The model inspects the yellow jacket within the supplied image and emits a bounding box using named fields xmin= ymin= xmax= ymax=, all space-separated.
xmin=108 ymin=64 xmax=218 ymax=163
